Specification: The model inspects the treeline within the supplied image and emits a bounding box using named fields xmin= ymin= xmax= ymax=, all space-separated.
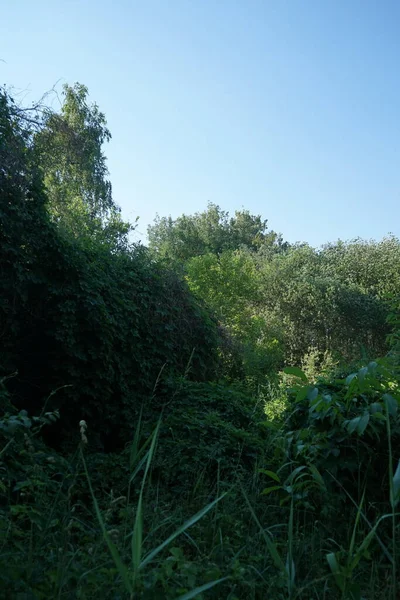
xmin=149 ymin=204 xmax=399 ymax=383
xmin=2 ymin=81 xmax=399 ymax=443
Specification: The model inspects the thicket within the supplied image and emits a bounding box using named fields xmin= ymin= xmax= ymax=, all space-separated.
xmin=0 ymin=86 xmax=218 ymax=449
xmin=1 ymin=83 xmax=400 ymax=599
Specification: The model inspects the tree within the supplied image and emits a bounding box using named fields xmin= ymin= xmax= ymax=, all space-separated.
xmin=34 ymin=83 xmax=132 ymax=249
xmin=1 ymin=86 xmax=219 ymax=447
xmin=186 ymin=250 xmax=284 ymax=382
xmin=258 ymin=244 xmax=389 ymax=363
xmin=148 ymin=202 xmax=287 ymax=262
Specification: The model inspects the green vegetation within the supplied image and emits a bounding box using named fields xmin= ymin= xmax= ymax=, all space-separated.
xmin=1 ymin=83 xmax=400 ymax=599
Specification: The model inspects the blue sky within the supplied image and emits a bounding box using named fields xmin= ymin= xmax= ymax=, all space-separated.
xmin=2 ymin=0 xmax=400 ymax=246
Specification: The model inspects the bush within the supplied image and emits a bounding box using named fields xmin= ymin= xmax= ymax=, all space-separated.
xmin=0 ymin=89 xmax=220 ymax=448
xmin=279 ymin=358 xmax=400 ymax=506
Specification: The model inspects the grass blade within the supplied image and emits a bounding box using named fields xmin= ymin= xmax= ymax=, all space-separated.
xmin=241 ymin=486 xmax=285 ymax=573
xmin=173 ymin=577 xmax=229 ymax=599
xmin=130 ymin=405 xmax=143 ymax=470
xmin=132 ymin=418 xmax=162 ymax=577
xmin=80 ymin=448 xmax=133 ymax=595
xmin=141 ymin=493 xmax=227 ymax=569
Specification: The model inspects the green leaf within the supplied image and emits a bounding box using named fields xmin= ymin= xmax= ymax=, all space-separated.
xmin=296 ymin=386 xmax=308 ymax=402
xmin=346 ymin=373 xmax=357 ymax=385
xmin=391 ymin=460 xmax=400 ymax=508
xmin=283 ymin=367 xmax=308 ymax=382
xmin=326 ymin=552 xmax=345 ymax=592
xmin=241 ymin=486 xmax=285 ymax=573
xmin=259 ymin=469 xmax=281 ymax=483
xmin=346 ymin=414 xmax=369 ymax=436
xmin=261 ymin=485 xmax=282 ymax=496
xmin=307 ymin=387 xmax=319 ymax=401
xmin=356 ymin=413 xmax=370 ymax=435
xmin=383 ymin=393 xmax=398 ymax=416
xmin=287 ymin=465 xmax=307 ymax=485
xmin=309 ymin=464 xmax=326 ymax=490
xmin=141 ymin=493 xmax=227 ymax=569
xmin=358 ymin=366 xmax=368 ymax=384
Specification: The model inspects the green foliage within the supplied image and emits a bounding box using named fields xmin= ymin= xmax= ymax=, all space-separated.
xmin=148 ymin=202 xmax=287 ymax=262
xmin=150 ymin=206 xmax=397 ymax=381
xmin=185 ymin=250 xmax=284 ymax=383
xmin=151 ymin=381 xmax=268 ymax=493
xmin=280 ymin=358 xmax=400 ymax=504
xmin=34 ymin=83 xmax=133 ymax=249
xmin=258 ymin=243 xmax=390 ymax=364
xmin=2 ymin=81 xmax=400 ymax=599
xmin=0 ymin=87 xmax=219 ymax=447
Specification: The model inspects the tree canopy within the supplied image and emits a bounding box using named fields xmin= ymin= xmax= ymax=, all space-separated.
xmin=148 ymin=202 xmax=287 ymax=262
xmin=34 ymin=83 xmax=132 ymax=250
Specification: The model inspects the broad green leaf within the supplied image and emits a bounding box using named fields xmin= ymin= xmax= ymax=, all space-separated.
xmin=356 ymin=413 xmax=370 ymax=435
xmin=307 ymin=387 xmax=319 ymax=402
xmin=283 ymin=367 xmax=308 ymax=382
xmin=346 ymin=373 xmax=357 ymax=385
xmin=261 ymin=485 xmax=282 ymax=496
xmin=259 ymin=469 xmax=281 ymax=483
xmin=13 ymin=480 xmax=34 ymax=492
xmin=383 ymin=393 xmax=398 ymax=416
xmin=346 ymin=417 xmax=361 ymax=435
xmin=309 ymin=464 xmax=326 ymax=490
xmin=326 ymin=552 xmax=345 ymax=592
xmin=296 ymin=386 xmax=308 ymax=402
xmin=287 ymin=465 xmax=307 ymax=484
xmin=358 ymin=366 xmax=368 ymax=384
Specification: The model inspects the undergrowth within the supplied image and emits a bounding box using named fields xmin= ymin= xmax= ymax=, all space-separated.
xmin=1 ymin=357 xmax=399 ymax=599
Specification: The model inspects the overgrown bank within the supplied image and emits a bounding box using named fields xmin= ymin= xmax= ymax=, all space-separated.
xmin=1 ymin=84 xmax=400 ymax=599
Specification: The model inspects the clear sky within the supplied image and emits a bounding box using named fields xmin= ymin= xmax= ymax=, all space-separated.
xmin=2 ymin=1 xmax=400 ymax=246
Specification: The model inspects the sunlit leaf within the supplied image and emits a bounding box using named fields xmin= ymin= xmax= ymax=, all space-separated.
xmin=283 ymin=367 xmax=307 ymax=382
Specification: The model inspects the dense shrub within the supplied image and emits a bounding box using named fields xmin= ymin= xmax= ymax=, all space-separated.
xmin=0 ymin=89 xmax=219 ymax=447
xmin=279 ymin=358 xmax=400 ymax=506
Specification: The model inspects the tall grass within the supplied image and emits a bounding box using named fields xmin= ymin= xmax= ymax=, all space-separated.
xmin=81 ymin=416 xmax=228 ymax=599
